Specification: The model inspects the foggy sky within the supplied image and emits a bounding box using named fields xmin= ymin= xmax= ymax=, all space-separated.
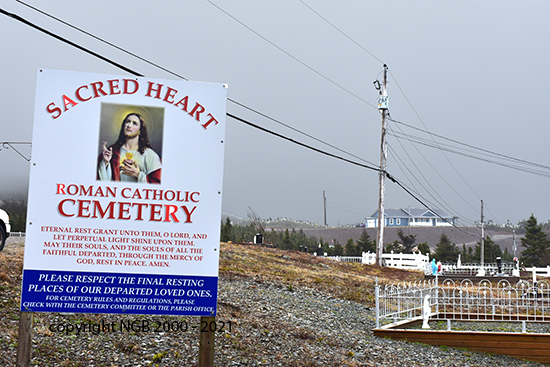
xmin=1 ymin=1 xmax=550 ymax=227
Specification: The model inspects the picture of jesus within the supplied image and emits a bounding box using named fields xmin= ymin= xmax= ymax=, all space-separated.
xmin=97 ymin=111 xmax=162 ymax=184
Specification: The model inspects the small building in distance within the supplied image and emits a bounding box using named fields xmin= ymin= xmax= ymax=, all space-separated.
xmin=365 ymin=208 xmax=457 ymax=228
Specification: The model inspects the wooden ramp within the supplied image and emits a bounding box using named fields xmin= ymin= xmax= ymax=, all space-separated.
xmin=374 ymin=317 xmax=550 ymax=364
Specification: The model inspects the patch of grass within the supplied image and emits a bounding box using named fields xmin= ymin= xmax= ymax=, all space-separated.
xmin=149 ymin=350 xmax=167 ymax=365
xmin=414 ymin=341 xmax=431 ymax=347
xmin=218 ymin=243 xmax=423 ymax=308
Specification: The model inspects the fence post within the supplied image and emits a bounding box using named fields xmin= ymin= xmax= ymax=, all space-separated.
xmin=375 ymin=278 xmax=380 ymax=329
xmin=434 ymin=275 xmax=439 ymax=314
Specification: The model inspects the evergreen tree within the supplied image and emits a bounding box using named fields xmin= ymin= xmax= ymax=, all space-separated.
xmin=282 ymin=229 xmax=292 ymax=250
xmin=521 ymin=214 xmax=550 ymax=267
xmin=385 ymin=240 xmax=403 ymax=253
xmin=434 ymin=233 xmax=459 ymax=263
xmin=502 ymin=247 xmax=513 ymax=262
xmin=1 ymin=199 xmax=27 ymax=232
xmin=474 ymin=236 xmax=502 ymax=264
xmin=333 ymin=239 xmax=344 ymax=256
xmin=460 ymin=244 xmax=475 ymax=263
xmin=397 ymin=229 xmax=417 ymax=253
xmin=417 ymin=242 xmax=430 ymax=257
xmin=345 ymin=238 xmax=359 ymax=256
xmin=264 ymin=228 xmax=282 ymax=247
xmin=220 ymin=217 xmax=233 ymax=242
xmin=292 ymin=229 xmax=309 ymax=251
xmin=356 ymin=229 xmax=375 ymax=253
xmin=319 ymin=237 xmax=333 ymax=256
xmin=460 ymin=244 xmax=468 ymax=263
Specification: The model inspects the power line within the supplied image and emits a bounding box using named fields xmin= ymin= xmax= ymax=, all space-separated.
xmin=387 ymin=120 xmax=479 ymax=217
xmin=227 ymin=113 xmax=381 ymax=173
xmin=14 ymin=0 xmax=378 ymax=169
xmin=297 ymin=0 xmax=385 ymax=65
xmin=387 ymin=128 xmax=550 ymax=178
xmin=387 ymin=144 xmax=476 ymax=226
xmin=1 ymin=5 xmax=476 ymax=233
xmin=229 ymin=100 xmax=379 ymax=167
xmin=0 ymin=8 xmax=143 ymax=77
xmin=385 ymin=125 xmax=460 ymax=221
xmin=383 ymin=172 xmax=479 ymax=238
xmin=0 ymin=6 xmax=382 ymax=175
xmin=289 ymin=3 xmax=491 ymax=227
xmin=15 ymin=0 xmax=189 ymax=81
xmin=205 ymin=0 xmax=377 ymax=109
xmin=388 ymin=146 xmax=476 ymax=226
xmin=389 ymin=116 xmax=550 ymax=173
xmin=387 ymin=70 xmax=499 ymax=222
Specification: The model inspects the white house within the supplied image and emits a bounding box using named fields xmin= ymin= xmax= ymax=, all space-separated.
xmin=365 ymin=208 xmax=457 ymax=228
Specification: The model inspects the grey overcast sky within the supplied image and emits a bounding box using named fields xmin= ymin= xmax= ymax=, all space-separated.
xmin=1 ymin=0 xmax=549 ymax=227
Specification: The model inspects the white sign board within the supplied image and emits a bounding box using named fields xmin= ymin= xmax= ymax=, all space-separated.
xmin=21 ymin=69 xmax=227 ymax=316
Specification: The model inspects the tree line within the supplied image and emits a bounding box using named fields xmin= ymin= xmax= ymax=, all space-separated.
xmin=0 ymin=199 xmax=26 ymax=232
xmin=2 ymin=199 xmax=550 ymax=267
xmin=220 ymin=214 xmax=550 ymax=267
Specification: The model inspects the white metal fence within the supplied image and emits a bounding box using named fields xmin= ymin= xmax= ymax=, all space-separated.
xmin=9 ymin=232 xmax=26 ymax=237
xmin=442 ymin=262 xmax=516 ymax=275
xmin=375 ymin=278 xmax=438 ymax=328
xmin=327 ymin=252 xmax=550 ymax=279
xmin=375 ymin=278 xmax=550 ymax=328
xmin=327 ymin=256 xmax=362 ymax=263
xmin=436 ymin=278 xmax=550 ymax=321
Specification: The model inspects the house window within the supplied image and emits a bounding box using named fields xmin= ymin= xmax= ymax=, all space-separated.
xmin=396 ymin=218 xmax=401 ymax=225
xmin=389 ymin=218 xmax=394 ymax=225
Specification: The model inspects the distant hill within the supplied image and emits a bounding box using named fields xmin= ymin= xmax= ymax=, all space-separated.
xmin=277 ymin=226 xmax=523 ymax=254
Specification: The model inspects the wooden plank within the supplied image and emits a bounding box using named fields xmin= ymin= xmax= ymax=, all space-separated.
xmin=375 ymin=338 xmax=550 ymax=362
xmin=376 ymin=329 xmax=550 ymax=343
xmin=388 ymin=338 xmax=550 ymax=355
xmin=374 ymin=328 xmax=550 ymax=363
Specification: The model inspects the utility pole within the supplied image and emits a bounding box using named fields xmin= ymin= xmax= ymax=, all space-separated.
xmin=513 ymin=229 xmax=517 ymax=258
xmin=408 ymin=206 xmax=411 ymax=236
xmin=323 ymin=191 xmax=327 ymax=228
xmin=375 ymin=65 xmax=389 ymax=266
xmin=479 ymin=200 xmax=485 ymax=276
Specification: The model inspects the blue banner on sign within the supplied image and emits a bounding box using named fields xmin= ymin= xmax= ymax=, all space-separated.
xmin=21 ymin=269 xmax=218 ymax=316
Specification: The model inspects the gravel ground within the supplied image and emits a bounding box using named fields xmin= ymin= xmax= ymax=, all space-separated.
xmin=1 ymin=238 xmax=548 ymax=366
xmin=2 ymin=276 xmax=546 ymax=366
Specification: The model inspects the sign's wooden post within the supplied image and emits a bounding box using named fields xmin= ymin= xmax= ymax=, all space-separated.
xmin=16 ymin=311 xmax=34 ymax=367
xmin=198 ymin=316 xmax=215 ymax=367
